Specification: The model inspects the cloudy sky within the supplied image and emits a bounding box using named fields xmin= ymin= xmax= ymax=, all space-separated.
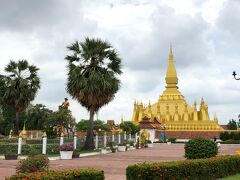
xmin=0 ymin=0 xmax=239 ymax=124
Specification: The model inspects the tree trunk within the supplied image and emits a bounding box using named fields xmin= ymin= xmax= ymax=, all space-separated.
xmin=67 ymin=128 xmax=70 ymax=138
xmin=84 ymin=108 xmax=95 ymax=150
xmin=15 ymin=112 xmax=19 ymax=136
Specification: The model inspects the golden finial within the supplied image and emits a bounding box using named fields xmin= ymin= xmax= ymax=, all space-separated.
xmin=42 ymin=132 xmax=47 ymax=138
xmin=169 ymin=44 xmax=173 ymax=61
xmin=193 ymin=99 xmax=197 ymax=110
xmin=214 ymin=114 xmax=218 ymax=122
xmin=165 ymin=44 xmax=178 ymax=90
xmin=60 ymin=132 xmax=64 ymax=137
xmin=21 ymin=122 xmax=27 ymax=137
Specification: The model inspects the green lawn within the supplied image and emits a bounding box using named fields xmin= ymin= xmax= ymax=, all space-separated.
xmin=220 ymin=174 xmax=240 ymax=180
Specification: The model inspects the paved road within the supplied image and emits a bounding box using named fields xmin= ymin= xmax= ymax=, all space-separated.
xmin=0 ymin=144 xmax=240 ymax=180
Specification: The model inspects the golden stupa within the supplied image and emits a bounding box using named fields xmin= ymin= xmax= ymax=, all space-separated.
xmin=131 ymin=47 xmax=223 ymax=131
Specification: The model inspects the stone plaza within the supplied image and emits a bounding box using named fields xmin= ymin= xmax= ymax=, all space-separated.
xmin=0 ymin=143 xmax=239 ymax=180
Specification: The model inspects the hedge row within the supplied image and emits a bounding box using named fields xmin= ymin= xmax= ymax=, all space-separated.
xmin=7 ymin=169 xmax=104 ymax=180
xmin=221 ymin=139 xmax=240 ymax=144
xmin=126 ymin=155 xmax=240 ymax=180
xmin=0 ymin=144 xmax=59 ymax=155
xmin=220 ymin=131 xmax=240 ymax=141
xmin=0 ymin=138 xmax=18 ymax=143
xmin=0 ymin=138 xmax=73 ymax=145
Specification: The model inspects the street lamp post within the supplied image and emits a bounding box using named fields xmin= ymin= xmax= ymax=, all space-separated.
xmin=232 ymin=71 xmax=240 ymax=80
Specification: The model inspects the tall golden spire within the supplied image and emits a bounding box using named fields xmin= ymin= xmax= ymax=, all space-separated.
xmin=163 ymin=45 xmax=181 ymax=95
xmin=165 ymin=45 xmax=178 ymax=88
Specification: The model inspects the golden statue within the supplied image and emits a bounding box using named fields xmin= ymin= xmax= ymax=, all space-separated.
xmin=60 ymin=98 xmax=69 ymax=109
xmin=140 ymin=129 xmax=150 ymax=142
xmin=131 ymin=47 xmax=223 ymax=131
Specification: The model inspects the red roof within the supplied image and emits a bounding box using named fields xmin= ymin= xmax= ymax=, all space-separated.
xmin=220 ymin=125 xmax=228 ymax=130
xmin=139 ymin=116 xmax=162 ymax=129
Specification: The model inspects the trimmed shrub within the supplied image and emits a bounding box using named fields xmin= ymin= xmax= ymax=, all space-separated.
xmin=233 ymin=132 xmax=240 ymax=140
xmin=220 ymin=131 xmax=229 ymax=141
xmin=185 ymin=137 xmax=218 ymax=159
xmin=229 ymin=132 xmax=235 ymax=140
xmin=126 ymin=155 xmax=240 ymax=180
xmin=168 ymin=137 xmax=176 ymax=143
xmin=16 ymin=155 xmax=49 ymax=173
xmin=0 ymin=137 xmax=18 ymax=143
xmin=0 ymin=144 xmax=59 ymax=155
xmin=220 ymin=131 xmax=240 ymax=141
xmin=46 ymin=138 xmax=60 ymax=144
xmin=26 ymin=139 xmax=43 ymax=144
xmin=222 ymin=140 xmax=240 ymax=144
xmin=8 ymin=169 xmax=104 ymax=180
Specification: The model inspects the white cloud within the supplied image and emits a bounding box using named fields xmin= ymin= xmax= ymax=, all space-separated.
xmin=0 ymin=0 xmax=239 ymax=125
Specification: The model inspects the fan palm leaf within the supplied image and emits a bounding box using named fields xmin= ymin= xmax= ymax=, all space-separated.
xmin=0 ymin=60 xmax=40 ymax=135
xmin=65 ymin=38 xmax=122 ymax=149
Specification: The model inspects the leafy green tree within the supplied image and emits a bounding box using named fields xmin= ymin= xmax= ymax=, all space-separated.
xmin=0 ymin=100 xmax=12 ymax=135
xmin=45 ymin=108 xmax=76 ymax=137
xmin=65 ymin=38 xmax=122 ymax=149
xmin=76 ymin=119 xmax=111 ymax=132
xmin=237 ymin=114 xmax=240 ymax=128
xmin=119 ymin=121 xmax=140 ymax=135
xmin=76 ymin=119 xmax=88 ymax=131
xmin=94 ymin=120 xmax=111 ymax=132
xmin=25 ymin=104 xmax=53 ymax=130
xmin=227 ymin=119 xmax=238 ymax=130
xmin=0 ymin=107 xmax=5 ymax=134
xmin=0 ymin=99 xmax=27 ymax=135
xmin=0 ymin=60 xmax=40 ymax=135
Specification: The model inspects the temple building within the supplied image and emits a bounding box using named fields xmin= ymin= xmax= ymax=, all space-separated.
xmin=131 ymin=47 xmax=223 ymax=140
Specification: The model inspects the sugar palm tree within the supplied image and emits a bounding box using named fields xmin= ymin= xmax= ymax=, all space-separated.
xmin=65 ymin=38 xmax=122 ymax=149
xmin=0 ymin=60 xmax=40 ymax=135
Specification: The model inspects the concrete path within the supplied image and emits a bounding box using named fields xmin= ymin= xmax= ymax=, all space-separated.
xmin=0 ymin=144 xmax=239 ymax=180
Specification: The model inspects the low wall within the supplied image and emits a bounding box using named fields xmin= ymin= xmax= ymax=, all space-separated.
xmin=155 ymin=130 xmax=226 ymax=139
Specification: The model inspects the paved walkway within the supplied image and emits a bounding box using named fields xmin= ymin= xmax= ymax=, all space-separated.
xmin=0 ymin=144 xmax=240 ymax=180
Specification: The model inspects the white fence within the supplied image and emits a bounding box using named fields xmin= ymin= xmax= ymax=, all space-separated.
xmin=16 ymin=131 xmax=138 ymax=154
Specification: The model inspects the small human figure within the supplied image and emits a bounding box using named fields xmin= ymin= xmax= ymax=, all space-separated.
xmin=214 ymin=136 xmax=217 ymax=142
xmin=61 ymin=98 xmax=69 ymax=109
xmin=136 ymin=137 xmax=140 ymax=149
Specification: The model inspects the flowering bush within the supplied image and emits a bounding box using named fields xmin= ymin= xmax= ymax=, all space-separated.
xmin=60 ymin=144 xmax=74 ymax=151
xmin=8 ymin=169 xmax=104 ymax=180
xmin=16 ymin=155 xmax=49 ymax=173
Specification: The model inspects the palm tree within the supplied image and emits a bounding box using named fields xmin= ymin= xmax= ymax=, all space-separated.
xmin=0 ymin=60 xmax=40 ymax=135
xmin=65 ymin=38 xmax=122 ymax=149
